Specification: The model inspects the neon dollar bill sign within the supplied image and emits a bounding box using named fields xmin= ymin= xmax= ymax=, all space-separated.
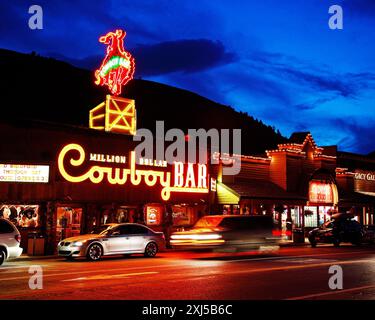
xmin=94 ymin=29 xmax=135 ymax=96
xmin=58 ymin=144 xmax=209 ymax=201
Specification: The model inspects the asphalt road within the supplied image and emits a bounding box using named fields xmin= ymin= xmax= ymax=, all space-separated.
xmin=1 ymin=245 xmax=375 ymax=300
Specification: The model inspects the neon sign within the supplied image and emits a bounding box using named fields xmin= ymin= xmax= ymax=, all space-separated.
xmin=309 ymin=182 xmax=333 ymax=204
xmin=94 ymin=29 xmax=135 ymax=96
xmin=57 ymin=144 xmax=209 ymax=201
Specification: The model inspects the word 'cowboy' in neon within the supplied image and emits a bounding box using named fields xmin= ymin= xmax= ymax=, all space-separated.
xmin=58 ymin=144 xmax=209 ymax=201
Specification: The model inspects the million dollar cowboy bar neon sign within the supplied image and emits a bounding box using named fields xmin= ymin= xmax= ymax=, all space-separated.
xmin=58 ymin=144 xmax=209 ymax=201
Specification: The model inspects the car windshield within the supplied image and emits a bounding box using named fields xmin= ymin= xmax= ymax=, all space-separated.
xmin=91 ymin=225 xmax=113 ymax=234
xmin=194 ymin=216 xmax=223 ymax=228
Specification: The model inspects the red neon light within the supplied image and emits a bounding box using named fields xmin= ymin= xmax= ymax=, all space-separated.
xmin=309 ymin=182 xmax=333 ymax=204
xmin=94 ymin=29 xmax=135 ymax=96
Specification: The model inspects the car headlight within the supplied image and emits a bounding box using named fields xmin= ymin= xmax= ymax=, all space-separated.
xmin=71 ymin=241 xmax=86 ymax=247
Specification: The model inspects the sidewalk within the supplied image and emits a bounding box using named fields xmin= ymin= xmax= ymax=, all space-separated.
xmin=279 ymin=239 xmax=310 ymax=247
xmin=16 ymin=254 xmax=57 ymax=262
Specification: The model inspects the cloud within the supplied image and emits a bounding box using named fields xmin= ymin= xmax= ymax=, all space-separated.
xmin=132 ymin=39 xmax=237 ymax=76
xmin=47 ymin=38 xmax=238 ymax=75
xmin=246 ymin=50 xmax=375 ymax=105
xmin=332 ymin=118 xmax=375 ymax=154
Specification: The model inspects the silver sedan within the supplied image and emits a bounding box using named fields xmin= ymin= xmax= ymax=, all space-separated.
xmin=58 ymin=223 xmax=165 ymax=261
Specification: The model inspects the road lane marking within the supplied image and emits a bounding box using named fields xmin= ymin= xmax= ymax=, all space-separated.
xmin=62 ymin=271 xmax=158 ymax=282
xmin=286 ymin=283 xmax=375 ymax=300
xmin=223 ymin=250 xmax=375 ymax=263
xmin=0 ymin=250 xmax=374 ymax=282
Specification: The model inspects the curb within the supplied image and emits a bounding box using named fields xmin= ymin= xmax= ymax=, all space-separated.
xmin=279 ymin=242 xmax=310 ymax=247
xmin=15 ymin=255 xmax=58 ymax=262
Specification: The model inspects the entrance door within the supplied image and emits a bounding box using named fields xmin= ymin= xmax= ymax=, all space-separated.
xmin=56 ymin=207 xmax=82 ymax=241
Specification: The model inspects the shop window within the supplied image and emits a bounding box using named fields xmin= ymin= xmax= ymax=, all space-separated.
xmin=291 ymin=207 xmax=301 ymax=227
xmin=304 ymin=206 xmax=318 ymax=227
xmin=116 ymin=207 xmax=138 ymax=223
xmin=0 ymin=205 xmax=40 ymax=228
xmin=319 ymin=206 xmax=334 ymax=225
xmin=56 ymin=207 xmax=82 ymax=240
xmin=223 ymin=205 xmax=231 ymax=215
xmin=233 ymin=205 xmax=240 ymax=215
xmin=172 ymin=206 xmax=189 ymax=227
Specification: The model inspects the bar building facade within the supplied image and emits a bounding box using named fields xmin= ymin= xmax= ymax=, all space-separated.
xmin=214 ymin=132 xmax=375 ymax=233
xmin=1 ymin=119 xmax=375 ymax=255
xmin=0 ymin=120 xmax=210 ymax=254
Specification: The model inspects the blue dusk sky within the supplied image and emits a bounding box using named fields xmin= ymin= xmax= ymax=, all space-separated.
xmin=1 ymin=0 xmax=375 ymax=154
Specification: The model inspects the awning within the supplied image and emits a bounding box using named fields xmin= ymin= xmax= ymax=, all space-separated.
xmin=216 ymin=180 xmax=306 ymax=205
xmin=338 ymin=189 xmax=375 ymax=205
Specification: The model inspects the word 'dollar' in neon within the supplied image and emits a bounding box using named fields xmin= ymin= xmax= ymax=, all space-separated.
xmin=58 ymin=144 xmax=209 ymax=201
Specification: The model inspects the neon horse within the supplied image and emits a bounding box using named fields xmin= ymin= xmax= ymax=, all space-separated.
xmin=94 ymin=29 xmax=135 ymax=96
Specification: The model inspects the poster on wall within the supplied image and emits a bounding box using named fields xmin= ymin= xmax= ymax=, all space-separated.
xmin=146 ymin=205 xmax=162 ymax=225
xmin=0 ymin=205 xmax=40 ymax=228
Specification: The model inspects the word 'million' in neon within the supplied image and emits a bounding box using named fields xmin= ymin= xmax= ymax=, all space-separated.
xmin=89 ymin=153 xmax=126 ymax=164
xmin=58 ymin=144 xmax=209 ymax=201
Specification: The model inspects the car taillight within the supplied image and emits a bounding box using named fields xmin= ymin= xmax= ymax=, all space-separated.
xmin=15 ymin=234 xmax=21 ymax=243
xmin=272 ymin=230 xmax=282 ymax=237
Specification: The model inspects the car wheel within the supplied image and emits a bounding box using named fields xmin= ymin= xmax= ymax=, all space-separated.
xmin=144 ymin=242 xmax=158 ymax=257
xmin=308 ymin=237 xmax=317 ymax=248
xmin=86 ymin=244 xmax=103 ymax=261
xmin=0 ymin=249 xmax=5 ymax=266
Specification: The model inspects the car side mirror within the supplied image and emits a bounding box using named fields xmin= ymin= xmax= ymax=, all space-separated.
xmin=111 ymin=231 xmax=120 ymax=236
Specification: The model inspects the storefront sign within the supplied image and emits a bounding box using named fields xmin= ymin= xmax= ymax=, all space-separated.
xmin=94 ymin=29 xmax=135 ymax=96
xmin=354 ymin=172 xmax=375 ymax=182
xmin=309 ymin=182 xmax=333 ymax=204
xmin=58 ymin=143 xmax=209 ymax=201
xmin=0 ymin=164 xmax=49 ymax=183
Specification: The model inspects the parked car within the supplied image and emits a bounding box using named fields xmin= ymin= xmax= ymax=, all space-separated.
xmin=308 ymin=213 xmax=364 ymax=247
xmin=170 ymin=215 xmax=280 ymax=251
xmin=58 ymin=223 xmax=165 ymax=261
xmin=0 ymin=218 xmax=23 ymax=265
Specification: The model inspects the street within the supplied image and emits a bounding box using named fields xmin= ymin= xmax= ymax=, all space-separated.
xmin=1 ymin=245 xmax=375 ymax=300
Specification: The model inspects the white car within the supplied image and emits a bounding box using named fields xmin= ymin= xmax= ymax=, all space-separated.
xmin=0 ymin=218 xmax=23 ymax=265
xmin=58 ymin=223 xmax=165 ymax=261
